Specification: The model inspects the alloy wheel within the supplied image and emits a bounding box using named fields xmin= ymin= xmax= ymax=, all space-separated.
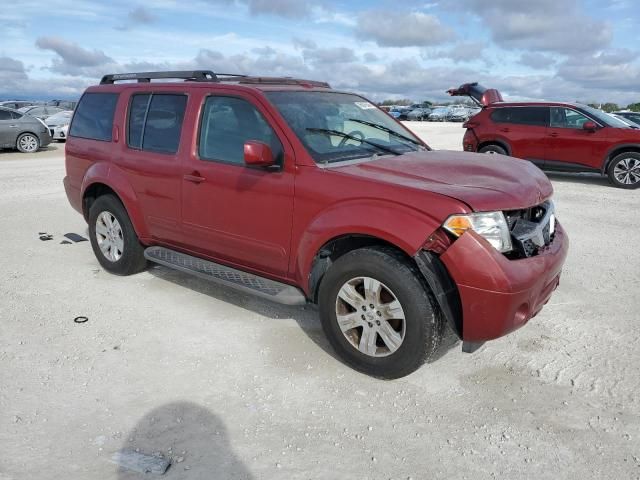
xmin=18 ymin=134 xmax=39 ymax=153
xmin=613 ymin=157 xmax=640 ymax=185
xmin=95 ymin=211 xmax=124 ymax=262
xmin=335 ymin=276 xmax=406 ymax=357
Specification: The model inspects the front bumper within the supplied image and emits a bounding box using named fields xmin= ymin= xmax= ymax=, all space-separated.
xmin=48 ymin=126 xmax=68 ymax=140
xmin=439 ymin=223 xmax=568 ymax=341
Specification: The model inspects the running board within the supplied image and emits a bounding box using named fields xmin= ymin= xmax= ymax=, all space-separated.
xmin=144 ymin=246 xmax=307 ymax=306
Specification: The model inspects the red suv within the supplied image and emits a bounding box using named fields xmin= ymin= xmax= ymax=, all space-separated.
xmin=64 ymin=71 xmax=568 ymax=378
xmin=449 ymin=82 xmax=640 ymax=189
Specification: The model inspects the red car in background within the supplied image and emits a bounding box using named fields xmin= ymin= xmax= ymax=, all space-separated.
xmin=449 ymin=83 xmax=640 ymax=189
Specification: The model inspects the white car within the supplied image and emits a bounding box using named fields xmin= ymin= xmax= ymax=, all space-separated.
xmin=45 ymin=111 xmax=73 ymax=141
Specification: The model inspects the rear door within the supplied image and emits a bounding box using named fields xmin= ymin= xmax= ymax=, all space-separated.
xmin=489 ymin=106 xmax=548 ymax=163
xmin=545 ymin=107 xmax=609 ymax=170
xmin=181 ymin=92 xmax=295 ymax=278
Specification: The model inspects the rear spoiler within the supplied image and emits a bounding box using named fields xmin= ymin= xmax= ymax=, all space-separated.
xmin=447 ymin=82 xmax=503 ymax=107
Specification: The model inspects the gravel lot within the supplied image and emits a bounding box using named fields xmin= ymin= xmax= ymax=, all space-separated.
xmin=1 ymin=123 xmax=639 ymax=480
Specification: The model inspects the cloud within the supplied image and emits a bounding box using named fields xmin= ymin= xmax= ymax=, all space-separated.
xmin=458 ymin=0 xmax=612 ymax=54
xmin=0 ymin=56 xmax=29 ymax=91
xmin=203 ymin=0 xmax=312 ymax=18
xmin=35 ymin=36 xmax=114 ymax=76
xmin=292 ymin=37 xmax=317 ymax=50
xmin=426 ymin=41 xmax=487 ymax=63
xmin=557 ymin=49 xmax=640 ymax=91
xmin=519 ymin=52 xmax=556 ymax=69
xmin=128 ymin=6 xmax=156 ymax=24
xmin=303 ymin=47 xmax=358 ymax=65
xmin=355 ymin=11 xmax=455 ymax=47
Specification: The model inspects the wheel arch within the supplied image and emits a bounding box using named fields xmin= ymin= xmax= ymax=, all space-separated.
xmin=477 ymin=139 xmax=511 ymax=155
xmin=602 ymin=144 xmax=640 ymax=174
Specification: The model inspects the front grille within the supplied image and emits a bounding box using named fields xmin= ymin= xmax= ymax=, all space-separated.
xmin=504 ymin=200 xmax=555 ymax=259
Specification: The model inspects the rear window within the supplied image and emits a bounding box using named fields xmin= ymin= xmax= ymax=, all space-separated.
xmin=127 ymin=93 xmax=187 ymax=154
xmin=490 ymin=107 xmax=548 ymax=127
xmin=69 ymin=92 xmax=118 ymax=141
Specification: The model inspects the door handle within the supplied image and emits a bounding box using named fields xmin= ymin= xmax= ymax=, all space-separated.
xmin=549 ymin=132 xmax=559 ymax=137
xmin=9 ymin=125 xmax=18 ymax=128
xmin=184 ymin=172 xmax=206 ymax=184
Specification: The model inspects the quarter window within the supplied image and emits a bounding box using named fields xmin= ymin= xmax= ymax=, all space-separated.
xmin=69 ymin=92 xmax=118 ymax=141
xmin=490 ymin=107 xmax=549 ymax=126
xmin=127 ymin=94 xmax=187 ymax=154
xmin=0 ymin=110 xmax=12 ymax=120
xmin=198 ymin=96 xmax=283 ymax=165
xmin=550 ymin=107 xmax=590 ymax=129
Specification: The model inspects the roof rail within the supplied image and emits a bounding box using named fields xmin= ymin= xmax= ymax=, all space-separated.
xmin=232 ymin=77 xmax=331 ymax=88
xmin=100 ymin=70 xmax=219 ymax=84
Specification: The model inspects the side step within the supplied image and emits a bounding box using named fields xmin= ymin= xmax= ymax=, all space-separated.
xmin=144 ymin=246 xmax=307 ymax=306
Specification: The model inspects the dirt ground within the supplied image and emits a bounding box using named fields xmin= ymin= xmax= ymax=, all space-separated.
xmin=1 ymin=125 xmax=639 ymax=480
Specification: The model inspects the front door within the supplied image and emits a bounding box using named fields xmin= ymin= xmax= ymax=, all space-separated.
xmin=0 ymin=110 xmax=17 ymax=147
xmin=545 ymin=107 xmax=610 ymax=170
xmin=181 ymin=93 xmax=295 ymax=278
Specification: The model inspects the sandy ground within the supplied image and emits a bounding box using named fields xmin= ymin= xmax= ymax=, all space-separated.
xmin=1 ymin=125 xmax=639 ymax=480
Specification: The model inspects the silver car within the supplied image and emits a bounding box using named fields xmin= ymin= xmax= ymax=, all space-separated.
xmin=0 ymin=107 xmax=52 ymax=153
xmin=45 ymin=110 xmax=74 ymax=141
xmin=17 ymin=105 xmax=67 ymax=121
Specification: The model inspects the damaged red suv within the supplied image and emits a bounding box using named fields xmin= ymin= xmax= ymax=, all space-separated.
xmin=449 ymin=82 xmax=640 ymax=189
xmin=64 ymin=71 xmax=568 ymax=378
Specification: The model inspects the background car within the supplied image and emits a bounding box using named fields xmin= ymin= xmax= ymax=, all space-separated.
xmin=17 ymin=105 xmax=68 ymax=120
xmin=0 ymin=106 xmax=52 ymax=153
xmin=407 ymin=107 xmax=432 ymax=121
xmin=428 ymin=106 xmax=450 ymax=121
xmin=610 ymin=113 xmax=639 ymax=129
xmin=47 ymin=99 xmax=78 ymax=110
xmin=447 ymin=105 xmax=471 ymax=122
xmin=0 ymin=100 xmax=37 ymax=110
xmin=45 ymin=110 xmax=73 ymax=141
xmin=614 ymin=111 xmax=640 ymax=126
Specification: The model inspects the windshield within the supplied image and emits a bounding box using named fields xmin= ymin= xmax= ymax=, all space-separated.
xmin=265 ymin=91 xmax=426 ymax=164
xmin=579 ymin=104 xmax=630 ymax=129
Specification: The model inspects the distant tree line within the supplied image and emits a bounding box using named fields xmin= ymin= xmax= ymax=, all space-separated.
xmin=379 ymin=99 xmax=640 ymax=112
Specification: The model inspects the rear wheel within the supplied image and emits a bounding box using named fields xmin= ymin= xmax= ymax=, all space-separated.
xmin=88 ymin=195 xmax=148 ymax=275
xmin=318 ymin=247 xmax=443 ymax=379
xmin=16 ymin=133 xmax=40 ymax=153
xmin=607 ymin=152 xmax=640 ymax=189
xmin=478 ymin=144 xmax=507 ymax=155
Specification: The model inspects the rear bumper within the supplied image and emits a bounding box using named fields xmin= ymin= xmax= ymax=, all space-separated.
xmin=463 ymin=129 xmax=477 ymax=152
xmin=63 ymin=176 xmax=83 ymax=215
xmin=440 ymin=223 xmax=569 ymax=341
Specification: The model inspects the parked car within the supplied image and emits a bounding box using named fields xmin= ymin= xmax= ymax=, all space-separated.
xmin=0 ymin=106 xmax=52 ymax=153
xmin=17 ymin=105 xmax=67 ymax=120
xmin=428 ymin=106 xmax=449 ymax=121
xmin=613 ymin=111 xmax=640 ymax=126
xmin=449 ymin=82 xmax=640 ymax=189
xmin=447 ymin=105 xmax=471 ymax=122
xmin=47 ymin=99 xmax=78 ymax=110
xmin=407 ymin=107 xmax=432 ymax=121
xmin=64 ymin=70 xmax=568 ymax=378
xmin=0 ymin=100 xmax=37 ymax=110
xmin=45 ymin=110 xmax=74 ymax=141
xmin=609 ymin=113 xmax=639 ymax=129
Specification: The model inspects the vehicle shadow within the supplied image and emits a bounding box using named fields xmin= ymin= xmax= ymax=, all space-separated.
xmin=146 ymin=266 xmax=460 ymax=370
xmin=115 ymin=401 xmax=253 ymax=479
xmin=544 ymin=171 xmax=611 ymax=187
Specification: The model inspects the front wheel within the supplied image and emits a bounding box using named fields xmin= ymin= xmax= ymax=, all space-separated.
xmin=88 ymin=195 xmax=148 ymax=275
xmin=607 ymin=152 xmax=640 ymax=189
xmin=318 ymin=247 xmax=443 ymax=379
xmin=478 ymin=144 xmax=507 ymax=155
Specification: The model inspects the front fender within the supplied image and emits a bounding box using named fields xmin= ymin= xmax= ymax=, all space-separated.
xmin=82 ymin=163 xmax=150 ymax=239
xmin=294 ymin=198 xmax=444 ymax=294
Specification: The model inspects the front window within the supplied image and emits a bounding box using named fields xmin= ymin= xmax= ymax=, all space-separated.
xmin=578 ymin=104 xmax=630 ymax=129
xmin=265 ymin=91 xmax=426 ymax=164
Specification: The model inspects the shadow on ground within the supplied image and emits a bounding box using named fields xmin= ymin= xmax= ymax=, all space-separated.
xmin=116 ymin=402 xmax=253 ymax=479
xmin=544 ymin=171 xmax=611 ymax=187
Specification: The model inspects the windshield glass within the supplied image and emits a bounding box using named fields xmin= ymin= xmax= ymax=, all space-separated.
xmin=579 ymin=104 xmax=630 ymax=128
xmin=265 ymin=91 xmax=426 ymax=164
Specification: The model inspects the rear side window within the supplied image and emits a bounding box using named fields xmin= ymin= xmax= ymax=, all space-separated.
xmin=490 ymin=107 xmax=548 ymax=126
xmin=127 ymin=94 xmax=187 ymax=154
xmin=70 ymin=93 xmax=118 ymax=141
xmin=0 ymin=110 xmax=12 ymax=120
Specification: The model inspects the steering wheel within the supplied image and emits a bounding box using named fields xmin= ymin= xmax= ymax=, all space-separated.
xmin=338 ymin=130 xmax=365 ymax=147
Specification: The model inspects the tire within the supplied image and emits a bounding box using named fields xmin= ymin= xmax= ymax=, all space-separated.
xmin=478 ymin=144 xmax=507 ymax=155
xmin=16 ymin=133 xmax=40 ymax=153
xmin=88 ymin=194 xmax=148 ymax=275
xmin=606 ymin=152 xmax=640 ymax=189
xmin=318 ymin=247 xmax=443 ymax=379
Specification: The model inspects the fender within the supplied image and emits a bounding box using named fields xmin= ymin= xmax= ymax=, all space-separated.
xmin=294 ymin=198 xmax=444 ymax=295
xmin=81 ymin=162 xmax=150 ymax=239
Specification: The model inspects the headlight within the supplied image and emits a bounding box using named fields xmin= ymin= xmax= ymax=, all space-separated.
xmin=443 ymin=211 xmax=513 ymax=253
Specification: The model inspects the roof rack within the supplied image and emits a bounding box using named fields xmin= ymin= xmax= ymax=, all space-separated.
xmin=100 ymin=70 xmax=219 ymax=84
xmin=99 ymin=70 xmax=331 ymax=88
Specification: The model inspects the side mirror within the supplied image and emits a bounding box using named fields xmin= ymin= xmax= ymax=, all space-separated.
xmin=583 ymin=121 xmax=597 ymax=132
xmin=244 ymin=140 xmax=275 ymax=167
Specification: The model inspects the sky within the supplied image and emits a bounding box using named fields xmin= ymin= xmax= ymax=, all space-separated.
xmin=2 ymin=0 xmax=640 ymax=104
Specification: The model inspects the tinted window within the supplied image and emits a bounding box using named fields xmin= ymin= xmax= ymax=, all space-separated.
xmin=550 ymin=107 xmax=590 ymax=129
xmin=0 ymin=110 xmax=12 ymax=120
xmin=70 ymin=92 xmax=118 ymax=141
xmin=127 ymin=94 xmax=187 ymax=154
xmin=491 ymin=107 xmax=548 ymax=126
xmin=199 ymin=96 xmax=283 ymax=165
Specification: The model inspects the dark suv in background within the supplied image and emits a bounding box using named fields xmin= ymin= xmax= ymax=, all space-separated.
xmin=449 ymin=83 xmax=640 ymax=189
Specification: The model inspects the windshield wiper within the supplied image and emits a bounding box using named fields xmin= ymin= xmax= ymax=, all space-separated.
xmin=346 ymin=118 xmax=424 ymax=148
xmin=305 ymin=128 xmax=401 ymax=156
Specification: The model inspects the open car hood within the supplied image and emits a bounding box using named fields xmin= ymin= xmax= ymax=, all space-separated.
xmin=336 ymin=150 xmax=553 ymax=212
xmin=447 ymin=82 xmax=503 ymax=106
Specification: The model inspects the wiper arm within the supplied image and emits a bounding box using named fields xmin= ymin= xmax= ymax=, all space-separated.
xmin=346 ymin=118 xmax=424 ymax=147
xmin=305 ymin=128 xmax=401 ymax=156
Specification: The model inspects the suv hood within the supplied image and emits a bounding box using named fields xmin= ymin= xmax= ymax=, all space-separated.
xmin=447 ymin=82 xmax=503 ymax=106
xmin=336 ymin=150 xmax=553 ymax=212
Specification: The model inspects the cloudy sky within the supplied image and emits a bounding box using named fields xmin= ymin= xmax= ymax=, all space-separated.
xmin=2 ymin=0 xmax=639 ymax=104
